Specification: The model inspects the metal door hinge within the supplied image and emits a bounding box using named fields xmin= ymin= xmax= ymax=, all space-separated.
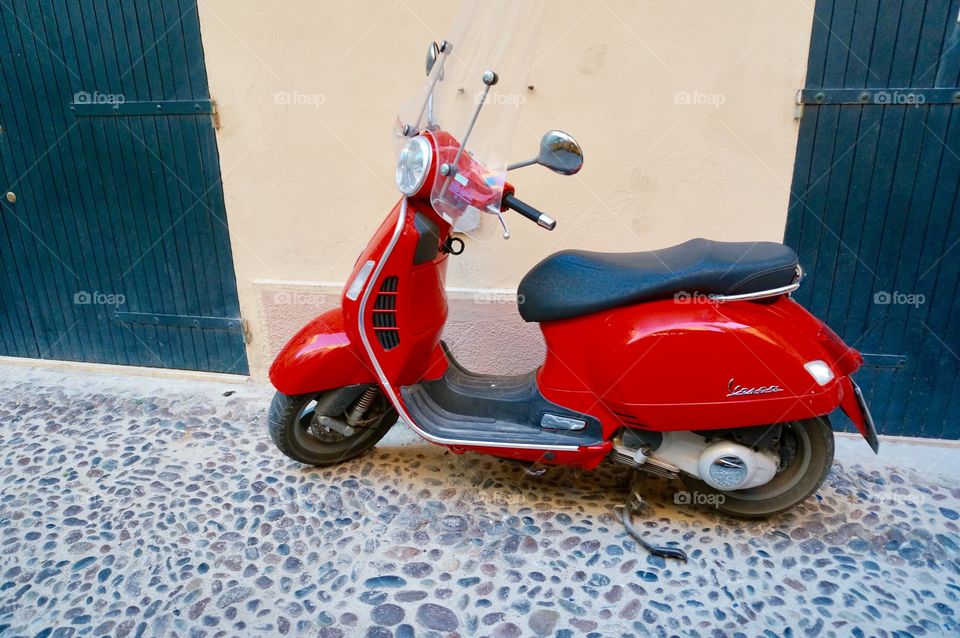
xmin=241 ymin=319 xmax=252 ymax=344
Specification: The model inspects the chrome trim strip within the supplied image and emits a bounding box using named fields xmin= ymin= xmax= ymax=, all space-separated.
xmin=356 ymin=198 xmax=579 ymax=452
xmin=711 ymin=266 xmax=803 ymax=302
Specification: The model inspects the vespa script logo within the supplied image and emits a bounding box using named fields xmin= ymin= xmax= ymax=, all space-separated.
xmin=726 ymin=378 xmax=784 ymax=398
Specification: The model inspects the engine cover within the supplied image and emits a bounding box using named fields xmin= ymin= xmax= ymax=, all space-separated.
xmin=644 ymin=431 xmax=779 ymax=491
xmin=697 ymin=441 xmax=779 ymax=490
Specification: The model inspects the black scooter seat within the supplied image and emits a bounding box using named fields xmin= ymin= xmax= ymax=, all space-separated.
xmin=517 ymin=238 xmax=799 ymax=322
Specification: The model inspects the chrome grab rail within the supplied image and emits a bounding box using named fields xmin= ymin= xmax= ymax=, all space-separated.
xmin=710 ymin=265 xmax=803 ymax=303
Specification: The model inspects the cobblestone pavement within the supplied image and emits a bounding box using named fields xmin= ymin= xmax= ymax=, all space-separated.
xmin=0 ymin=364 xmax=957 ymax=638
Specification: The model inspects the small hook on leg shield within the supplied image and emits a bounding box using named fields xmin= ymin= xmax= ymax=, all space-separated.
xmin=441 ymin=236 xmax=465 ymax=255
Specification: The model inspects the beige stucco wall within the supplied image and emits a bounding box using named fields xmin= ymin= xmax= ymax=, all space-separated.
xmin=197 ymin=0 xmax=816 ymax=380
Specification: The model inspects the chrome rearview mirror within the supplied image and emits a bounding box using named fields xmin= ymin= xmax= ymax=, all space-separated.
xmin=423 ymin=42 xmax=445 ymax=128
xmin=536 ymin=130 xmax=583 ymax=175
xmin=507 ymin=130 xmax=583 ymax=175
xmin=426 ymin=41 xmax=441 ymax=77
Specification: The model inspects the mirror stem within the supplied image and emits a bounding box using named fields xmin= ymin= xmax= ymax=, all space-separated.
xmin=411 ymin=41 xmax=452 ymax=135
xmin=506 ymin=158 xmax=537 ymax=171
xmin=439 ymin=70 xmax=498 ymax=200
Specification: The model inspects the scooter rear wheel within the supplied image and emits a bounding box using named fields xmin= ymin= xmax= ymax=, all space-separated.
xmin=680 ymin=416 xmax=834 ymax=518
xmin=268 ymin=389 xmax=397 ymax=466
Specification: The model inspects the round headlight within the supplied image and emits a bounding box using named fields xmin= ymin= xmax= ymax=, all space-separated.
xmin=396 ymin=135 xmax=432 ymax=196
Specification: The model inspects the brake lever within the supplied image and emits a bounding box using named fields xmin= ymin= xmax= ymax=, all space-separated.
xmin=496 ymin=211 xmax=511 ymax=240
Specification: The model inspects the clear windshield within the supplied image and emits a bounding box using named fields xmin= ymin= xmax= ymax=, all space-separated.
xmin=395 ymin=0 xmax=542 ymax=223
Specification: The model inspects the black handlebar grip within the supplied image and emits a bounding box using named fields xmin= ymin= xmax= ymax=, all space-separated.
xmin=502 ymin=192 xmax=556 ymax=230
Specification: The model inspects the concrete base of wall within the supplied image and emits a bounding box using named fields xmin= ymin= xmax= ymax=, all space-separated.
xmin=0 ymin=356 xmax=250 ymax=384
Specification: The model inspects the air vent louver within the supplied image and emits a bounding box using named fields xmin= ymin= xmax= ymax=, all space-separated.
xmin=372 ymin=276 xmax=399 ymax=350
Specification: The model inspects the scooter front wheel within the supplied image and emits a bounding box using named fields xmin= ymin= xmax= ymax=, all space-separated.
xmin=268 ymin=388 xmax=397 ymax=467
xmin=680 ymin=417 xmax=834 ymax=518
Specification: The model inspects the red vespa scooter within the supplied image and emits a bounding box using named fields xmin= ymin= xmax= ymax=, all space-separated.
xmin=267 ymin=1 xmax=878 ymax=519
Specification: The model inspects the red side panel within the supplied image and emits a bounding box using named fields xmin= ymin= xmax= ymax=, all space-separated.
xmin=269 ymin=308 xmax=376 ymax=395
xmin=538 ymin=296 xmax=857 ymax=435
xmin=344 ymin=199 xmax=452 ymax=388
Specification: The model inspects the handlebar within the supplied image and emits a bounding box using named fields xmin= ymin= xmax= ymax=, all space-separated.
xmin=502 ymin=192 xmax=556 ymax=230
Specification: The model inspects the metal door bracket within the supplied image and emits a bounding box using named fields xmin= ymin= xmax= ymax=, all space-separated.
xmin=70 ymin=99 xmax=217 ymax=117
xmin=797 ymin=88 xmax=960 ymax=105
xmin=114 ymin=311 xmax=244 ymax=333
xmin=861 ymin=353 xmax=908 ymax=370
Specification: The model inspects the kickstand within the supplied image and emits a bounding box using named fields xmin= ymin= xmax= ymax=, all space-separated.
xmin=618 ymin=476 xmax=688 ymax=562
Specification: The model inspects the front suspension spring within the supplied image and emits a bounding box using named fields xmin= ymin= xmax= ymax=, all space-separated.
xmin=346 ymin=386 xmax=378 ymax=425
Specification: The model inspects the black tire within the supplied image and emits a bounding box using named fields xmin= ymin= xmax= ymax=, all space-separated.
xmin=680 ymin=416 xmax=834 ymax=518
xmin=268 ymin=389 xmax=397 ymax=466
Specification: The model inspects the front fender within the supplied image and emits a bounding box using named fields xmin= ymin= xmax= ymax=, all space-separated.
xmin=269 ymin=307 xmax=377 ymax=395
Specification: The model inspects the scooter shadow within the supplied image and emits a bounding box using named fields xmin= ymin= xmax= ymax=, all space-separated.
xmin=314 ymin=439 xmax=805 ymax=529
xmin=324 ymin=439 xmax=859 ymax=532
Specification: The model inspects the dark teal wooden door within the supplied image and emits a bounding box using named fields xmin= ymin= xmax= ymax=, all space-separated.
xmin=0 ymin=1 xmax=248 ymax=374
xmin=787 ymin=0 xmax=960 ymax=438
